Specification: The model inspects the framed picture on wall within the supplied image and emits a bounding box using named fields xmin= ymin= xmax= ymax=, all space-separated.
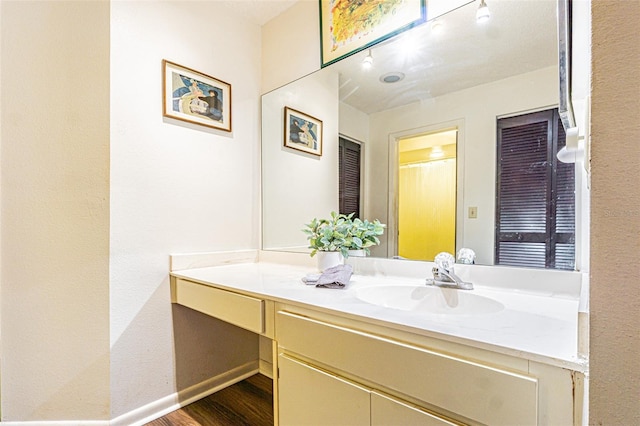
xmin=284 ymin=107 xmax=323 ymax=156
xmin=162 ymin=60 xmax=232 ymax=132
xmin=319 ymin=0 xmax=426 ymax=67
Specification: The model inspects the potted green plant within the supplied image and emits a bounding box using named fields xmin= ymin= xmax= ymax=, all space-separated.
xmin=345 ymin=217 xmax=386 ymax=257
xmin=302 ymin=211 xmax=352 ymax=271
xmin=303 ymin=212 xmax=386 ymax=269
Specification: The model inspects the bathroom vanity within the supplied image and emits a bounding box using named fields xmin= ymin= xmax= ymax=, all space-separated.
xmin=223 ymin=0 xmax=589 ymax=423
xmin=170 ymin=252 xmax=587 ymax=426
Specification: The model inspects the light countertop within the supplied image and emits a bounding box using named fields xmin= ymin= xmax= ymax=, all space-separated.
xmin=171 ymin=260 xmax=587 ymax=372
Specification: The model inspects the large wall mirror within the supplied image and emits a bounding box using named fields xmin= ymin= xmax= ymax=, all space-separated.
xmin=262 ymin=0 xmax=581 ymax=269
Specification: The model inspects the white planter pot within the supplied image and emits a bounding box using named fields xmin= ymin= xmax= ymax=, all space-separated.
xmin=347 ymin=249 xmax=366 ymax=257
xmin=316 ymin=251 xmax=344 ymax=272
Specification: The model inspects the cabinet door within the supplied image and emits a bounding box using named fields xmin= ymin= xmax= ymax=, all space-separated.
xmin=371 ymin=392 xmax=464 ymax=426
xmin=277 ymin=310 xmax=537 ymax=425
xmin=278 ymin=354 xmax=370 ymax=426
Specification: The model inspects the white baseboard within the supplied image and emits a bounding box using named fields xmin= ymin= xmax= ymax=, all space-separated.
xmin=116 ymin=360 xmax=259 ymax=426
xmin=0 ymin=361 xmax=260 ymax=426
xmin=1 ymin=361 xmax=260 ymax=426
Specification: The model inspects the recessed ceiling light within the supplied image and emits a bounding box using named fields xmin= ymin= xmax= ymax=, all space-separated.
xmin=380 ymin=72 xmax=405 ymax=84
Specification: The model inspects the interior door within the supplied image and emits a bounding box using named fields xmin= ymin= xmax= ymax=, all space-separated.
xmin=397 ymin=130 xmax=457 ymax=260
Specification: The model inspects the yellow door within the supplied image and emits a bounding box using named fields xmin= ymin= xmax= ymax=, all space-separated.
xmin=398 ymin=131 xmax=457 ymax=260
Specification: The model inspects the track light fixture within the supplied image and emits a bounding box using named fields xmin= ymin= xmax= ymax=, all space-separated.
xmin=362 ymin=50 xmax=373 ymax=69
xmin=476 ymin=0 xmax=490 ymax=23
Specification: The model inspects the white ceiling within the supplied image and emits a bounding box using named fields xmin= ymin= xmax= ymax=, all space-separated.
xmin=331 ymin=0 xmax=559 ymax=114
xmin=217 ymin=0 xmax=298 ymax=25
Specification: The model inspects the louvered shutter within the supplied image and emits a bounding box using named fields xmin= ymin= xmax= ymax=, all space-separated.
xmin=495 ymin=109 xmax=575 ymax=270
xmin=339 ymin=137 xmax=361 ymax=217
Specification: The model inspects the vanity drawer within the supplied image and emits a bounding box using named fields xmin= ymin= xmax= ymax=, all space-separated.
xmin=276 ymin=310 xmax=537 ymax=425
xmin=174 ymin=278 xmax=264 ymax=334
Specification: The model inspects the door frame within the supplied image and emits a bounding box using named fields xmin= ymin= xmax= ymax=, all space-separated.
xmin=387 ymin=119 xmax=466 ymax=259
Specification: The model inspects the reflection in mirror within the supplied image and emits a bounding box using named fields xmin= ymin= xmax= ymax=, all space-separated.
xmin=397 ymin=130 xmax=458 ymax=261
xmin=262 ymin=0 xmax=576 ymax=269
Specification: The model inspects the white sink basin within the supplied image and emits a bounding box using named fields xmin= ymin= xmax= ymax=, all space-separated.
xmin=355 ymin=285 xmax=504 ymax=315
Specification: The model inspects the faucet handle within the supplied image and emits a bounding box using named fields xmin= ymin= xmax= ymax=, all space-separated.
xmin=456 ymin=247 xmax=476 ymax=264
xmin=434 ymin=252 xmax=456 ymax=272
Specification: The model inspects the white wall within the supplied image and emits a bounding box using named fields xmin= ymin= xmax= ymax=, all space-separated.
xmin=109 ymin=0 xmax=261 ymax=419
xmin=261 ymin=0 xmax=320 ymax=93
xmin=1 ymin=0 xmax=111 ymax=420
xmin=339 ymin=102 xmax=370 ymax=144
xmin=339 ymin=103 xmax=370 ymax=218
xmin=262 ymin=70 xmax=339 ymax=250
xmin=0 ymin=0 xmax=263 ymax=422
xmin=367 ymin=66 xmax=558 ymax=264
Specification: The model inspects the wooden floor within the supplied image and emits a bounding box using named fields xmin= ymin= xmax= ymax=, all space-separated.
xmin=144 ymin=374 xmax=273 ymax=426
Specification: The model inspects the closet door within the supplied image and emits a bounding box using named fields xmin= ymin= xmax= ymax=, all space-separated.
xmin=278 ymin=354 xmax=370 ymax=426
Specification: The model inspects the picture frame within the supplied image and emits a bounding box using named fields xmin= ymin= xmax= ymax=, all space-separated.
xmin=284 ymin=107 xmax=323 ymax=156
xmin=319 ymin=0 xmax=426 ymax=67
xmin=162 ymin=60 xmax=232 ymax=132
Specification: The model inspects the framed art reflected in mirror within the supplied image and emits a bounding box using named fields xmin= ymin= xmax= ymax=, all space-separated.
xmin=284 ymin=107 xmax=323 ymax=156
xmin=320 ymin=0 xmax=426 ymax=67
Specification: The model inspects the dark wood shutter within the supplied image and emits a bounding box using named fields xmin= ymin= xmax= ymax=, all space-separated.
xmin=339 ymin=137 xmax=361 ymax=217
xmin=495 ymin=109 xmax=575 ymax=270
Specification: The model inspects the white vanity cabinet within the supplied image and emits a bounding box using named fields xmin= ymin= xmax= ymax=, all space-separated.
xmin=278 ymin=353 xmax=458 ymax=426
xmin=278 ymin=354 xmax=371 ymax=426
xmin=170 ymin=271 xmax=584 ymax=426
xmin=275 ymin=307 xmax=543 ymax=426
xmin=276 ymin=308 xmax=538 ymax=425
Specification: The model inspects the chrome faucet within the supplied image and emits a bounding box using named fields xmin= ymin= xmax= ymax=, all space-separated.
xmin=426 ymin=252 xmax=473 ymax=290
xmin=426 ymin=266 xmax=473 ymax=290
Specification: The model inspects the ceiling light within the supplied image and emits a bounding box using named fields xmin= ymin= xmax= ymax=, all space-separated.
xmin=430 ymin=146 xmax=444 ymax=159
xmin=476 ymin=0 xmax=490 ymax=23
xmin=380 ymin=72 xmax=405 ymax=84
xmin=362 ymin=50 xmax=373 ymax=69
